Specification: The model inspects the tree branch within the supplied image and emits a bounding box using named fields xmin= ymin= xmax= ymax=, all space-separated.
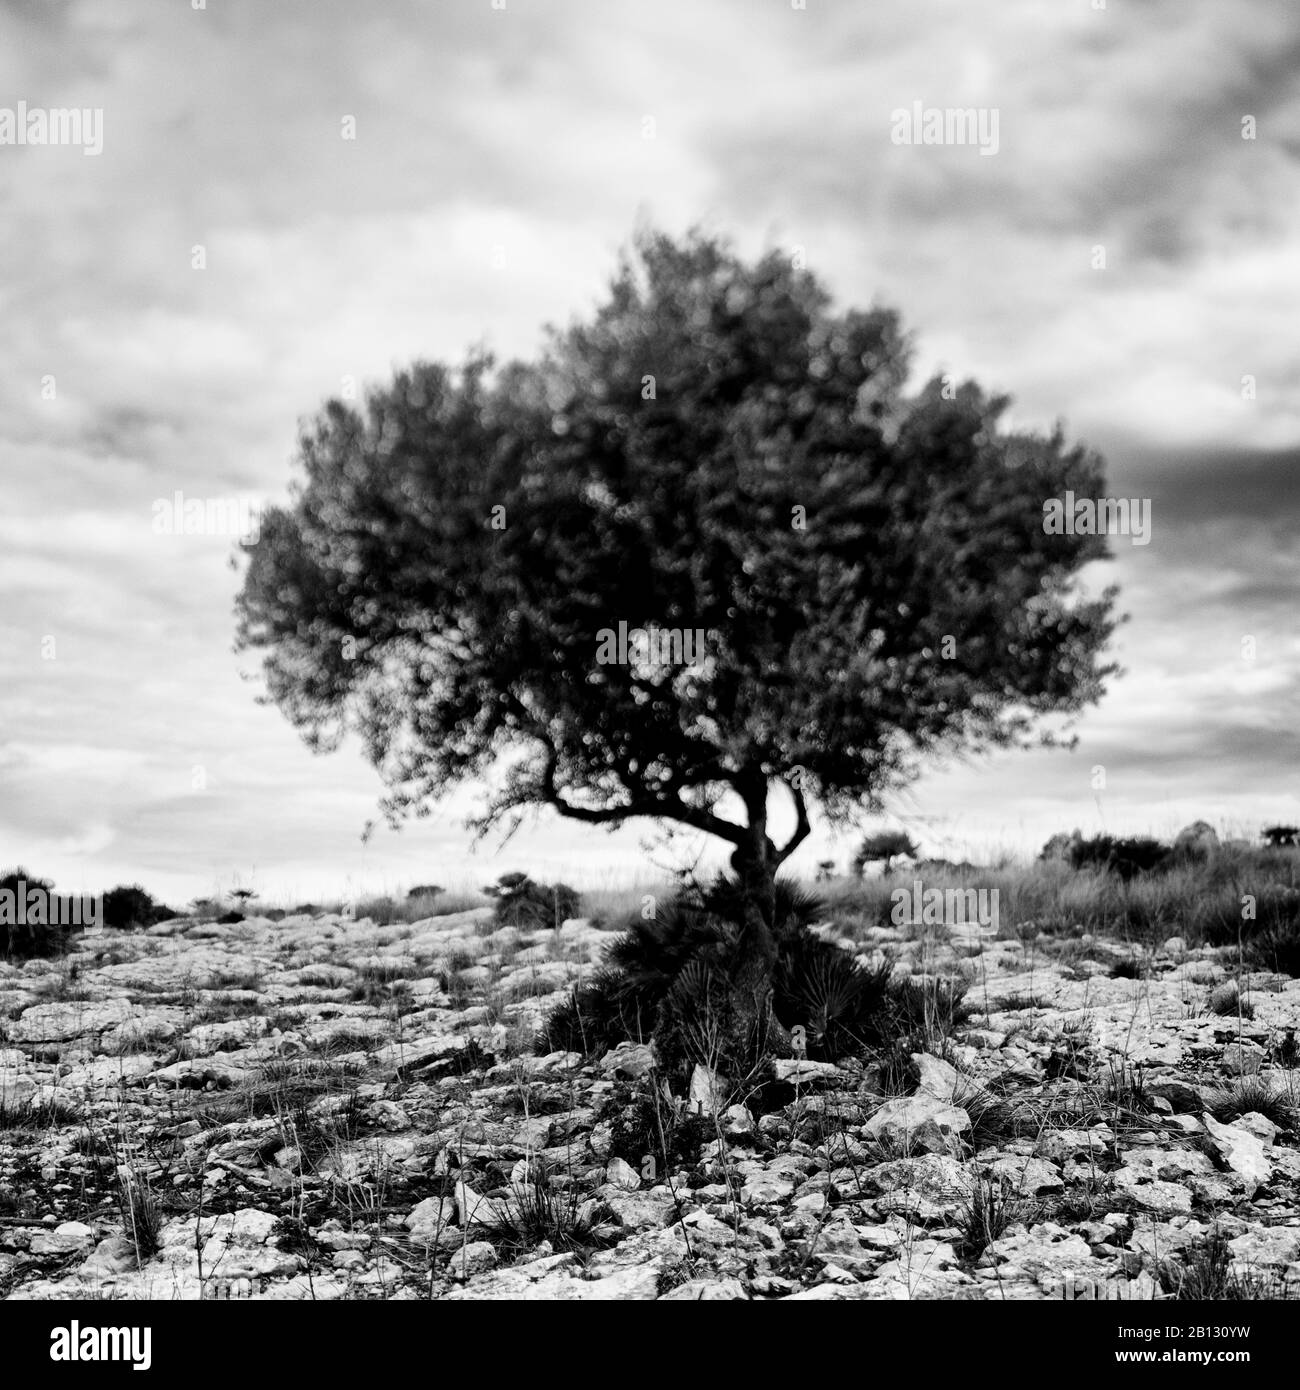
xmin=539 ymin=744 xmax=745 ymax=844
xmin=775 ymin=777 xmax=811 ymax=864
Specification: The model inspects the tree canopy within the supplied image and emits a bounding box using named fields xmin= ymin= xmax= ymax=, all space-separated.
xmin=235 ymin=227 xmax=1119 ymax=944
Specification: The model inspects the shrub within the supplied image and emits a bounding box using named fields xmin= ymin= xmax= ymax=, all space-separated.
xmin=600 ymin=1079 xmax=710 ymax=1174
xmin=1038 ymin=830 xmax=1081 ymax=862
xmin=956 ymin=1172 xmax=1033 ymax=1261
xmin=407 ymin=884 xmax=444 ymax=900
xmin=484 ymin=872 xmax=581 ymax=931
xmin=533 ymin=968 xmax=655 ymax=1055
xmin=774 ymin=934 xmax=896 ymax=1060
xmin=1162 ymin=1230 xmax=1293 ymax=1299
xmin=1205 ymin=1078 xmax=1295 ymax=1128
xmin=487 ymin=1161 xmax=611 ymax=1258
xmin=1172 ymin=821 xmax=1219 ymax=862
xmin=537 ymin=876 xmax=824 ymax=1071
xmin=1248 ymin=920 xmax=1300 ymax=978
xmin=851 ymin=831 xmax=919 ymax=876
xmin=0 ymin=868 xmax=69 ymax=960
xmin=1068 ymin=834 xmax=1170 ymax=880
xmin=103 ymin=884 xmax=163 ymax=930
xmin=536 ymin=873 xmax=950 ymax=1079
xmin=1262 ymin=826 xmax=1299 ymax=848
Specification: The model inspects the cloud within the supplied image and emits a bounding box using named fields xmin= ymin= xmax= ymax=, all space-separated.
xmin=2 ymin=0 xmax=1297 ymax=898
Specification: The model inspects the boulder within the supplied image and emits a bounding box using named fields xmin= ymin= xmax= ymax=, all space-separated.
xmin=1204 ymin=1115 xmax=1272 ymax=1195
xmin=864 ymin=1094 xmax=970 ymax=1154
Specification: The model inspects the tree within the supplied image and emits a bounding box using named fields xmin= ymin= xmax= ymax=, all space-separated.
xmin=1263 ymin=826 xmax=1299 ymax=848
xmin=235 ymin=227 xmax=1120 ymax=1070
xmin=852 ymin=829 xmax=919 ymax=876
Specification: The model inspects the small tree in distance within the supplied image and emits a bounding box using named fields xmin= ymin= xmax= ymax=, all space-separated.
xmin=235 ymin=226 xmax=1120 ymax=1074
xmin=1263 ymin=826 xmax=1299 ymax=848
xmin=852 ymin=830 xmax=920 ymax=876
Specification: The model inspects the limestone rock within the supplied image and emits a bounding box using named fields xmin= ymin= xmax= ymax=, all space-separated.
xmin=599 ymin=1041 xmax=655 ymax=1080
xmin=1204 ymin=1115 xmax=1272 ymax=1194
xmin=864 ymin=1094 xmax=970 ymax=1154
xmin=1222 ymin=1041 xmax=1265 ymax=1076
xmin=771 ymin=1058 xmax=843 ymax=1085
xmin=605 ymin=1156 xmax=642 ymax=1191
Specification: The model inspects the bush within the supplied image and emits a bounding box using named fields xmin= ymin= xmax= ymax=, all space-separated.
xmin=1038 ymin=830 xmax=1081 ymax=862
xmin=484 ymin=872 xmax=581 ymax=931
xmin=1262 ymin=826 xmax=1299 ymax=848
xmin=1247 ymin=918 xmax=1300 ymax=979
xmin=532 ymin=968 xmax=653 ymax=1055
xmin=407 ymin=884 xmax=444 ymax=900
xmin=599 ymin=1079 xmax=710 ymax=1174
xmin=0 ymin=868 xmax=70 ymax=960
xmin=1068 ymin=834 xmax=1170 ymax=880
xmin=535 ymin=873 xmax=953 ymax=1080
xmin=102 ymin=884 xmax=165 ymax=931
xmin=851 ymin=830 xmax=919 ymax=876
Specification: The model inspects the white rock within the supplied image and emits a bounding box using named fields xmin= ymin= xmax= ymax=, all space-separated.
xmin=687 ymin=1064 xmax=726 ymax=1118
xmin=1111 ymin=1168 xmax=1193 ymax=1215
xmin=448 ymin=1241 xmax=498 ymax=1279
xmin=659 ymin=1278 xmax=747 ymax=1300
xmin=10 ymin=999 xmax=133 ymax=1042
xmin=864 ymin=1095 xmax=970 ymax=1154
xmin=599 ymin=1041 xmax=655 ymax=1080
xmin=405 ymin=1196 xmax=455 ymax=1245
xmin=456 ymin=1178 xmax=501 ymax=1227
xmin=0 ymin=1072 xmax=36 ymax=1109
xmin=79 ymin=1235 xmax=139 ymax=1277
xmin=722 ymin=1103 xmax=754 ymax=1136
xmin=912 ymin=1052 xmax=961 ymax=1103
xmin=772 ymin=1058 xmax=842 ymax=1084
xmin=1222 ymin=1041 xmax=1265 ymax=1076
xmin=1227 ymin=1226 xmax=1300 ymax=1271
xmin=605 ymin=1157 xmax=642 ymax=1191
xmin=1204 ymin=1115 xmax=1272 ymax=1194
xmin=1235 ymin=1111 xmax=1279 ymax=1146
xmin=29 ymin=1222 xmax=96 ymax=1257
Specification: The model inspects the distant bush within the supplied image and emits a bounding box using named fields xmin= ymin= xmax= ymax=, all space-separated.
xmin=0 ymin=868 xmax=69 ymax=960
xmin=407 ymin=884 xmax=444 ymax=900
xmin=1263 ymin=825 xmax=1299 ymax=848
xmin=1068 ymin=834 xmax=1170 ymax=881
xmin=1171 ymin=821 xmax=1219 ymax=861
xmin=1038 ymin=831 xmax=1082 ymax=862
xmin=103 ymin=884 xmax=171 ymax=931
xmin=851 ymin=830 xmax=919 ymax=876
xmin=484 ymin=872 xmax=581 ymax=931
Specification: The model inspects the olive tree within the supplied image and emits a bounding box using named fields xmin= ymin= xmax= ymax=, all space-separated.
xmin=235 ymin=228 xmax=1119 ymax=1060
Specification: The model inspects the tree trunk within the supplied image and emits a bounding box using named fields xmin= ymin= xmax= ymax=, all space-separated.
xmin=722 ymin=770 xmax=786 ymax=1071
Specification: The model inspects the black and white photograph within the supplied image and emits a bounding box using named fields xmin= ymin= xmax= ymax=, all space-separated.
xmin=1 ymin=0 xmax=1298 ymax=1352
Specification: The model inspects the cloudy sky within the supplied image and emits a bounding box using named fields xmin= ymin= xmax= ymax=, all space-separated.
xmin=2 ymin=0 xmax=1297 ymax=906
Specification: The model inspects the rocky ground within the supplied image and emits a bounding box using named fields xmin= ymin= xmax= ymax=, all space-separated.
xmin=1 ymin=902 xmax=1298 ymax=1301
